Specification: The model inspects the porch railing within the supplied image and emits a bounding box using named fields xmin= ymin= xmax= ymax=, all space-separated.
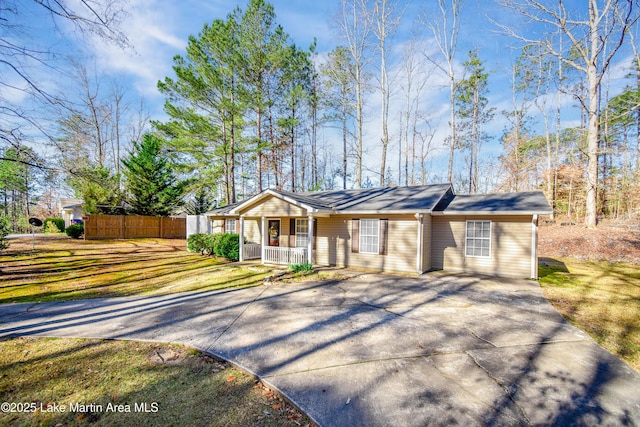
xmin=243 ymin=243 xmax=261 ymax=260
xmin=263 ymin=246 xmax=307 ymax=265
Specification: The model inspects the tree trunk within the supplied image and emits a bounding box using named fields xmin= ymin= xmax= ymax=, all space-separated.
xmin=379 ymin=35 xmax=389 ymax=186
xmin=585 ymin=60 xmax=599 ymax=228
xmin=342 ymin=107 xmax=348 ymax=190
xmin=356 ymin=69 xmax=363 ymax=188
xmin=291 ymin=107 xmax=296 ymax=192
xmin=257 ymin=110 xmax=263 ymax=192
xmin=637 ymin=60 xmax=640 ymax=176
xmin=229 ymin=72 xmax=237 ymax=203
xmin=584 ymin=2 xmax=601 ymax=229
xmin=448 ymin=70 xmax=456 ymax=183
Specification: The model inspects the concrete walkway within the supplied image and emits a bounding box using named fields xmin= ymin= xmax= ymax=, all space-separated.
xmin=1 ymin=273 xmax=639 ymax=426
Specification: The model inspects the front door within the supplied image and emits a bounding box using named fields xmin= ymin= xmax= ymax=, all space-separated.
xmin=268 ymin=219 xmax=280 ymax=246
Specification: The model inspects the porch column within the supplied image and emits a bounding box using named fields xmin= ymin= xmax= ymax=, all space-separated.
xmin=261 ymin=216 xmax=267 ymax=263
xmin=307 ymin=215 xmax=313 ymax=265
xmin=239 ymin=216 xmax=245 ymax=262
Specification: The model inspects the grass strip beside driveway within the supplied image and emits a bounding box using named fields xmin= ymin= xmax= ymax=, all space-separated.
xmin=0 ymin=238 xmax=271 ymax=303
xmin=0 ymin=337 xmax=312 ymax=426
xmin=539 ymin=258 xmax=640 ymax=371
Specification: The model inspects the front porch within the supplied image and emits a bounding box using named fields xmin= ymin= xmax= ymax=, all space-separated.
xmin=239 ymin=216 xmax=315 ymax=266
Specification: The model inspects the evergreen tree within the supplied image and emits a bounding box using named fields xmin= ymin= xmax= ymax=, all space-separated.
xmin=184 ymin=186 xmax=216 ymax=215
xmin=0 ymin=215 xmax=10 ymax=251
xmin=321 ymin=46 xmax=356 ymax=190
xmin=121 ymin=134 xmax=188 ymax=216
xmin=68 ymin=164 xmax=123 ymax=214
xmin=456 ymin=50 xmax=494 ymax=194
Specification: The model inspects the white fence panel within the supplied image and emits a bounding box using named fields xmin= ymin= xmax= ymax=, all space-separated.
xmin=243 ymin=244 xmax=261 ymax=260
xmin=186 ymin=215 xmax=211 ymax=238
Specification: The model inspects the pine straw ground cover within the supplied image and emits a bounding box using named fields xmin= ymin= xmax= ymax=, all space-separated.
xmin=538 ymin=224 xmax=640 ymax=372
xmin=0 ymin=237 xmax=272 ymax=303
xmin=0 ymin=337 xmax=313 ymax=427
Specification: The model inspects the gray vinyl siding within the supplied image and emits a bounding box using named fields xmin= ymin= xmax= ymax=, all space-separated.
xmin=431 ymin=215 xmax=533 ymax=278
xmin=316 ymin=214 xmax=417 ymax=273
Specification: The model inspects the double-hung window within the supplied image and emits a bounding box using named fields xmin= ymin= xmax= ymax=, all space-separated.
xmin=295 ymin=219 xmax=308 ymax=248
xmin=359 ymin=219 xmax=380 ymax=254
xmin=225 ymin=218 xmax=236 ymax=234
xmin=465 ymin=220 xmax=491 ymax=257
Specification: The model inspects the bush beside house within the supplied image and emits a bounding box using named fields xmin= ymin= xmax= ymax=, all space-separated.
xmin=187 ymin=233 xmax=240 ymax=261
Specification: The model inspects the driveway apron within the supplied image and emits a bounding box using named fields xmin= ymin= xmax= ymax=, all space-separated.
xmin=1 ymin=273 xmax=639 ymax=426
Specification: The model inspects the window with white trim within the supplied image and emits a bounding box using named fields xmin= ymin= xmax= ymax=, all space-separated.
xmin=295 ymin=219 xmax=308 ymax=247
xmin=225 ymin=218 xmax=236 ymax=234
xmin=466 ymin=220 xmax=491 ymax=257
xmin=360 ymin=219 xmax=379 ymax=254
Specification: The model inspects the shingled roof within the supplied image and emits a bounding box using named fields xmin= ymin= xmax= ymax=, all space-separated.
xmin=207 ymin=184 xmax=552 ymax=216
xmin=433 ymin=191 xmax=553 ymax=215
xmin=268 ymin=184 xmax=453 ymax=213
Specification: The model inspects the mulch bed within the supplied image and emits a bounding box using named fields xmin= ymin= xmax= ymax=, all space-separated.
xmin=539 ymin=221 xmax=640 ymax=264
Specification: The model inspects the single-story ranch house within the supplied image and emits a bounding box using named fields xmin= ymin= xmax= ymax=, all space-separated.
xmin=202 ymin=184 xmax=552 ymax=278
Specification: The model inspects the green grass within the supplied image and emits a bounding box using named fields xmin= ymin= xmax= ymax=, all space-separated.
xmin=0 ymin=337 xmax=312 ymax=426
xmin=0 ymin=237 xmax=272 ymax=303
xmin=539 ymin=258 xmax=640 ymax=371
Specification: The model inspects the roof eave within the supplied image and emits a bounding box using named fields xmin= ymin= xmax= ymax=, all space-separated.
xmin=431 ymin=210 xmax=553 ymax=216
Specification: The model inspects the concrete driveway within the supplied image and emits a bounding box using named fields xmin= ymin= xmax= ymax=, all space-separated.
xmin=1 ymin=273 xmax=639 ymax=426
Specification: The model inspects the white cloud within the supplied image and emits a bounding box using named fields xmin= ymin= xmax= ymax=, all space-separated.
xmin=86 ymin=0 xmax=213 ymax=101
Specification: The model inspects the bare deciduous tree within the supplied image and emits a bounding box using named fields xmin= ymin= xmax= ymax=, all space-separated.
xmin=372 ymin=0 xmax=405 ymax=186
xmin=497 ymin=0 xmax=639 ymax=228
xmin=422 ymin=0 xmax=464 ymax=184
xmin=336 ymin=0 xmax=373 ymax=188
xmin=0 ymin=0 xmax=129 ymax=154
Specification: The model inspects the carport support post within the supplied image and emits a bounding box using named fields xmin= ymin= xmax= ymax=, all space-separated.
xmin=239 ymin=216 xmax=245 ymax=262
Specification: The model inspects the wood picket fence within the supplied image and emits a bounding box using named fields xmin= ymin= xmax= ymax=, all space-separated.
xmin=83 ymin=214 xmax=186 ymax=240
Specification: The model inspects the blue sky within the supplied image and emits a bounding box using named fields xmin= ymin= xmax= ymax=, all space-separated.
xmin=14 ymin=0 xmax=639 ymax=188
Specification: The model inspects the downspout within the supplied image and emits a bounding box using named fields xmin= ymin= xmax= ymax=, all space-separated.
xmin=415 ymin=213 xmax=423 ymax=274
xmin=531 ymin=215 xmax=537 ymax=279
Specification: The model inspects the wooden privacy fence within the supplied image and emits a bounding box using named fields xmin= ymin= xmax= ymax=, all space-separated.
xmin=84 ymin=214 xmax=186 ymax=240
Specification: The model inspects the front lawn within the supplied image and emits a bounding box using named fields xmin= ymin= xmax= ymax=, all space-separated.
xmin=0 ymin=237 xmax=271 ymax=303
xmin=539 ymin=258 xmax=640 ymax=371
xmin=0 ymin=337 xmax=311 ymax=426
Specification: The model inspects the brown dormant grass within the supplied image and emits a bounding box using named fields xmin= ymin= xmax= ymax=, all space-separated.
xmin=0 ymin=237 xmax=271 ymax=303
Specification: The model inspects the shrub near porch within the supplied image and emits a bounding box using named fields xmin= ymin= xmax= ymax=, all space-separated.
xmin=0 ymin=237 xmax=270 ymax=304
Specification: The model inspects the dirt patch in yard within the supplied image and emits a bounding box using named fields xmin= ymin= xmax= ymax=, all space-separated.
xmin=539 ymin=222 xmax=640 ymax=264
